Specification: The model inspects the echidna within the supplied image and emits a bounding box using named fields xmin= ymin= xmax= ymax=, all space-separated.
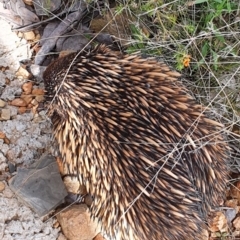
xmin=43 ymin=45 xmax=228 ymax=240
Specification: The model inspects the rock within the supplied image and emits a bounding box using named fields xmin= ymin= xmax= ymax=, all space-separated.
xmin=233 ymin=217 xmax=240 ymax=230
xmin=93 ymin=233 xmax=106 ymax=240
xmin=31 ymin=98 xmax=38 ymax=106
xmin=8 ymin=105 xmax=18 ymax=117
xmin=9 ymin=154 xmax=68 ymax=217
xmin=23 ymin=31 xmax=35 ymax=41
xmin=53 ymin=221 xmax=60 ymax=228
xmin=8 ymin=162 xmax=16 ymax=173
xmin=0 ymin=152 xmax=7 ymax=171
xmin=226 ymin=208 xmax=237 ymax=223
xmin=3 ymin=187 xmax=14 ymax=198
xmin=30 ymin=64 xmax=47 ymax=82
xmin=18 ymin=31 xmax=24 ymax=38
xmin=35 ymin=95 xmax=44 ymax=103
xmin=11 ymin=98 xmax=27 ymax=107
xmin=1 ymin=79 xmax=23 ymax=101
xmin=4 ymin=136 xmax=10 ymax=144
xmin=35 ymin=33 xmax=41 ymax=41
xmin=18 ymin=106 xmax=27 ymax=114
xmin=57 ymin=233 xmax=67 ymax=240
xmin=0 ymin=99 xmax=6 ymax=107
xmin=63 ymin=176 xmax=82 ymax=194
xmin=23 ymin=0 xmax=33 ymax=5
xmin=21 ymin=94 xmax=33 ymax=105
xmin=31 ymin=104 xmax=38 ymax=115
xmin=1 ymin=108 xmax=11 ymax=120
xmin=32 ymin=88 xmax=44 ymax=95
xmin=0 ymin=181 xmax=5 ymax=192
xmin=209 ymin=211 xmax=228 ymax=233
xmin=22 ymin=82 xmax=33 ymax=94
xmin=15 ymin=66 xmax=31 ymax=79
xmin=0 ymin=132 xmax=5 ymax=139
xmin=57 ymin=204 xmax=100 ymax=240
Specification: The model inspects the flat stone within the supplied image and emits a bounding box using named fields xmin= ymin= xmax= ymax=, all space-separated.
xmin=9 ymin=154 xmax=68 ymax=217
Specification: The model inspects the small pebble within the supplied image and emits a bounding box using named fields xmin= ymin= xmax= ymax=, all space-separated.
xmin=1 ymin=109 xmax=11 ymax=120
xmin=23 ymin=0 xmax=33 ymax=5
xmin=93 ymin=233 xmax=106 ymax=240
xmin=3 ymin=188 xmax=14 ymax=198
xmin=53 ymin=221 xmax=60 ymax=228
xmin=57 ymin=233 xmax=67 ymax=240
xmin=22 ymin=82 xmax=33 ymax=94
xmin=16 ymin=66 xmax=31 ymax=79
xmin=18 ymin=32 xmax=24 ymax=38
xmin=32 ymin=88 xmax=44 ymax=95
xmin=23 ymin=31 xmax=35 ymax=41
xmin=11 ymin=98 xmax=27 ymax=107
xmin=8 ymin=162 xmax=16 ymax=173
xmin=18 ymin=106 xmax=27 ymax=114
xmin=31 ymin=98 xmax=38 ymax=106
xmin=35 ymin=33 xmax=41 ymax=41
xmin=31 ymin=104 xmax=39 ymax=115
xmin=35 ymin=95 xmax=44 ymax=103
xmin=4 ymin=137 xmax=10 ymax=144
xmin=0 ymin=181 xmax=5 ymax=192
xmin=0 ymin=99 xmax=6 ymax=107
xmin=21 ymin=94 xmax=33 ymax=105
xmin=0 ymin=132 xmax=6 ymax=139
xmin=5 ymin=78 xmax=10 ymax=85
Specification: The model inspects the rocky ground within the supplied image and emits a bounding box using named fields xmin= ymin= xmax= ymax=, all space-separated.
xmin=0 ymin=19 xmax=61 ymax=240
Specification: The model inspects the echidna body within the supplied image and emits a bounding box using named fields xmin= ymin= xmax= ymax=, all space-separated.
xmin=44 ymin=45 xmax=228 ymax=240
